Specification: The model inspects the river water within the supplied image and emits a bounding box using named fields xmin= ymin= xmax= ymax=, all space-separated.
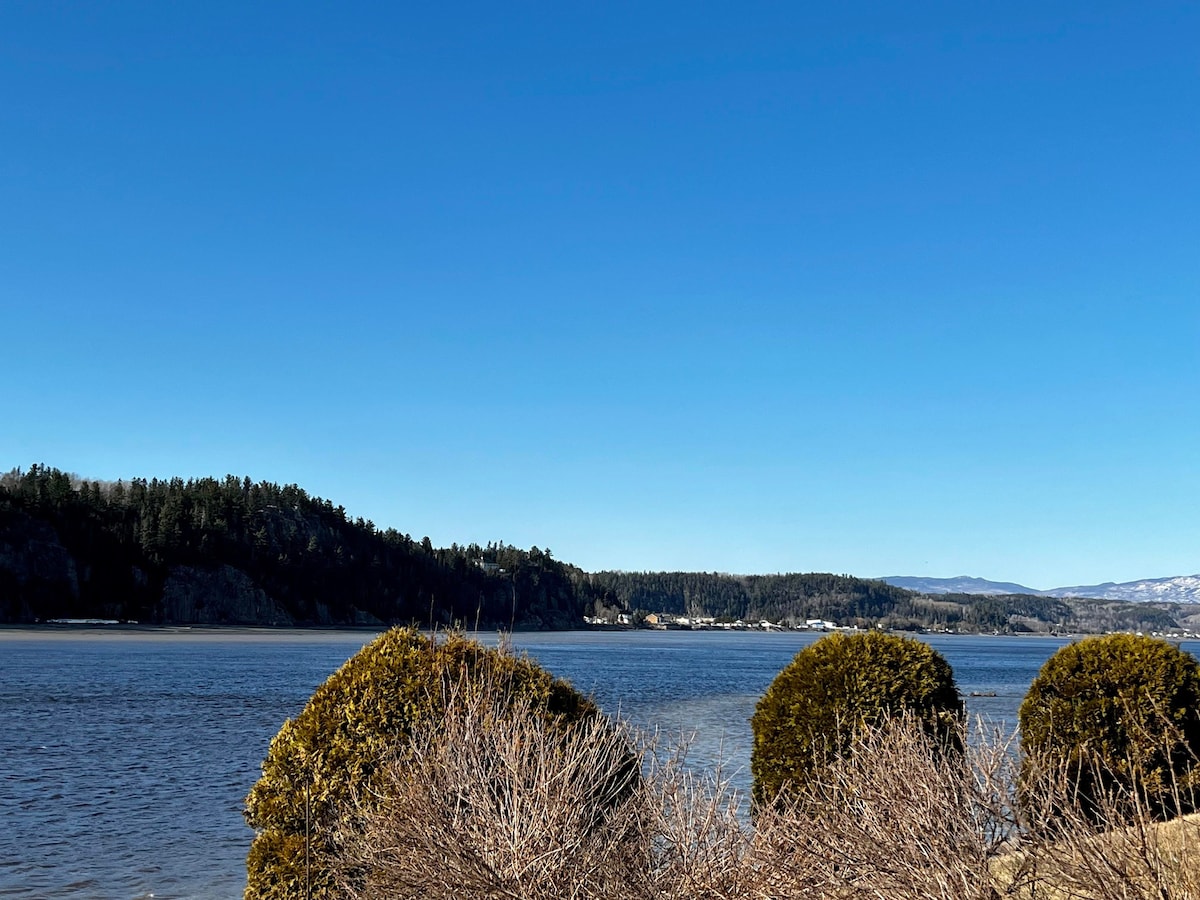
xmin=3 ymin=628 xmax=1191 ymax=899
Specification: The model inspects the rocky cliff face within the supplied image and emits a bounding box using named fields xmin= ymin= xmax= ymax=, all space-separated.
xmin=0 ymin=513 xmax=299 ymax=625
xmin=0 ymin=511 xmax=80 ymax=593
xmin=0 ymin=510 xmax=80 ymax=619
xmin=160 ymin=565 xmax=294 ymax=625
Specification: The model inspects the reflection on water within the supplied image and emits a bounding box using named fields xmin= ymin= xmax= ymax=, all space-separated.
xmin=2 ymin=628 xmax=1194 ymax=899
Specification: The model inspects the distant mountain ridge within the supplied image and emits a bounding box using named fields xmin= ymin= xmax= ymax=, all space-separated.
xmin=880 ymin=574 xmax=1200 ymax=604
xmin=1049 ymin=575 xmax=1200 ymax=604
xmin=882 ymin=576 xmax=1038 ymax=596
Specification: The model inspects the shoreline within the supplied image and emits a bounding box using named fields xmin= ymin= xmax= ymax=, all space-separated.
xmin=3 ymin=621 xmax=1185 ymax=642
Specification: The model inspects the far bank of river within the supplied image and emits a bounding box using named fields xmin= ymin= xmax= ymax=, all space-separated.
xmin=3 ymin=629 xmax=1196 ymax=900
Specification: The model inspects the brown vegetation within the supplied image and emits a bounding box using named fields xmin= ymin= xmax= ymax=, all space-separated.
xmin=243 ymin=629 xmax=605 ymax=900
xmin=1000 ymin=748 xmax=1200 ymax=899
xmin=330 ymin=699 xmax=1200 ymax=900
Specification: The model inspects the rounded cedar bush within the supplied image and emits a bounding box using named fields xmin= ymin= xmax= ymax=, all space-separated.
xmin=244 ymin=628 xmax=606 ymax=900
xmin=750 ymin=631 xmax=963 ymax=805
xmin=1018 ymin=633 xmax=1200 ymax=823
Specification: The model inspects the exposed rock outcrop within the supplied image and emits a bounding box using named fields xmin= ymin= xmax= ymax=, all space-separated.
xmin=0 ymin=509 xmax=80 ymax=619
xmin=160 ymin=565 xmax=294 ymax=625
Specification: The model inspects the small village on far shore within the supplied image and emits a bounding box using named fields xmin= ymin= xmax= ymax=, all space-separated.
xmin=585 ymin=613 xmax=867 ymax=632
xmin=581 ymin=612 xmax=1200 ymax=640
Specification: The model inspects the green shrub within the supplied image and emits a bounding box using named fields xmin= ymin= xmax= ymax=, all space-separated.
xmin=750 ymin=631 xmax=963 ymax=805
xmin=243 ymin=628 xmax=605 ymax=900
xmin=1018 ymin=633 xmax=1200 ymax=824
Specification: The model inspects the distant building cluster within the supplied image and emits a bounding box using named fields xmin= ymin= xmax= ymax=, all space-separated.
xmin=582 ymin=613 xmax=848 ymax=632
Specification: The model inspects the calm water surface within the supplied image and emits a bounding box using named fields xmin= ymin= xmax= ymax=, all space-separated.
xmin=3 ymin=628 xmax=1193 ymax=899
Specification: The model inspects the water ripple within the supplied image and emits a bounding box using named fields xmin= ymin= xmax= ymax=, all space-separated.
xmin=3 ymin=629 xmax=1191 ymax=898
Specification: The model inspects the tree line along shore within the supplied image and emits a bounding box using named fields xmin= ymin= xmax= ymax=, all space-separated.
xmin=3 ymin=465 xmax=1195 ymax=635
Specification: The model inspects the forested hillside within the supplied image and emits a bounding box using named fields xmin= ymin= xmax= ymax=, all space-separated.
xmin=0 ymin=466 xmax=578 ymax=627
xmin=0 ymin=465 xmax=1185 ymax=634
xmin=578 ymin=573 xmax=1186 ymax=634
xmin=577 ymin=571 xmax=918 ymax=626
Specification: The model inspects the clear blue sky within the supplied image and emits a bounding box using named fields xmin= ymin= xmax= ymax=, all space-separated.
xmin=3 ymin=2 xmax=1196 ymax=588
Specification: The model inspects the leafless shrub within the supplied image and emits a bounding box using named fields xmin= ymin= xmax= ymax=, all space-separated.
xmin=634 ymin=735 xmax=766 ymax=899
xmin=745 ymin=714 xmax=1030 ymax=900
xmin=331 ymin=684 xmax=1200 ymax=900
xmin=333 ymin=675 xmax=644 ymax=900
xmin=1009 ymin=741 xmax=1200 ymax=900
